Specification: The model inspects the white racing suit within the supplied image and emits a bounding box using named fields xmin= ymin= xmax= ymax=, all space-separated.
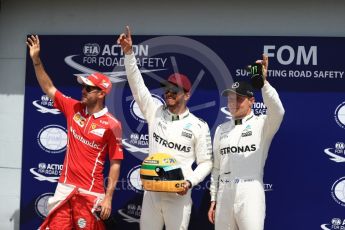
xmin=210 ymin=82 xmax=285 ymax=230
xmin=125 ymin=53 xmax=213 ymax=230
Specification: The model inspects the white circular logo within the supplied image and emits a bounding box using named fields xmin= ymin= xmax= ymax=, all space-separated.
xmin=232 ymin=82 xmax=239 ymax=88
xmin=77 ymin=218 xmax=87 ymax=228
xmin=130 ymin=94 xmax=165 ymax=123
xmin=37 ymin=125 xmax=67 ymax=154
xmin=335 ymin=102 xmax=345 ymax=129
xmin=127 ymin=165 xmax=143 ymax=193
xmin=35 ymin=193 xmax=54 ymax=219
xmin=331 ymin=176 xmax=345 ymax=206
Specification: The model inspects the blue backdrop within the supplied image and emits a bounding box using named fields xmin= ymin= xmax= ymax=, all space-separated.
xmin=21 ymin=35 xmax=345 ymax=230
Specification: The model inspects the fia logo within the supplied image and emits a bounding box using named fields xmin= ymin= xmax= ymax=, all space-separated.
xmin=83 ymin=43 xmax=100 ymax=56
xmin=321 ymin=218 xmax=345 ymax=230
xmin=32 ymin=95 xmax=61 ymax=115
xmin=324 ymin=142 xmax=345 ymax=163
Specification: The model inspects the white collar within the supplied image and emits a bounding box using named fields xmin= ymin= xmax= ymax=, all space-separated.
xmin=85 ymin=107 xmax=108 ymax=118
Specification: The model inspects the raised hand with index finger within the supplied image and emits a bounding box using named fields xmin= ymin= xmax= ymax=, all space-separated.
xmin=117 ymin=26 xmax=133 ymax=55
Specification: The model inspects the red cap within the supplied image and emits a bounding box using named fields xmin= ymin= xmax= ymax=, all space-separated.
xmin=77 ymin=72 xmax=112 ymax=94
xmin=167 ymin=73 xmax=192 ymax=92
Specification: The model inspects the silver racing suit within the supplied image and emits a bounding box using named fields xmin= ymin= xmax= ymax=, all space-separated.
xmin=210 ymin=82 xmax=285 ymax=230
xmin=125 ymin=53 xmax=213 ymax=230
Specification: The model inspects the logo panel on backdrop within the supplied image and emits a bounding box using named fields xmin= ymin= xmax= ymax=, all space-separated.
xmin=21 ymin=35 xmax=345 ymax=230
xmin=37 ymin=124 xmax=67 ymax=154
xmin=34 ymin=193 xmax=54 ymax=219
xmin=331 ymin=177 xmax=345 ymax=207
xmin=324 ymin=142 xmax=345 ymax=163
xmin=32 ymin=95 xmax=61 ymax=115
xmin=321 ymin=218 xmax=345 ymax=230
xmin=30 ymin=162 xmax=62 ymax=183
xmin=335 ymin=102 xmax=345 ymax=129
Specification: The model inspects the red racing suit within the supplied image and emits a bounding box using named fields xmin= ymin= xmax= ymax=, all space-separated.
xmin=39 ymin=90 xmax=123 ymax=229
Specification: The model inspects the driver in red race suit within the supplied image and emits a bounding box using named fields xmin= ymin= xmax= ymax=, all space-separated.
xmin=117 ymin=26 xmax=213 ymax=230
xmin=27 ymin=35 xmax=123 ymax=230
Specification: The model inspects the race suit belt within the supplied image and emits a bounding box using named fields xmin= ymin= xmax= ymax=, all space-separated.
xmin=219 ymin=175 xmax=261 ymax=184
xmin=220 ymin=178 xmax=255 ymax=184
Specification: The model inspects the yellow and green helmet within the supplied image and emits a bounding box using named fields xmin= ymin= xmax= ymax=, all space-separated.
xmin=140 ymin=153 xmax=185 ymax=192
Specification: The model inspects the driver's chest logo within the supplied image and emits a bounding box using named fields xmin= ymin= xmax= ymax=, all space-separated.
xmin=73 ymin=112 xmax=86 ymax=127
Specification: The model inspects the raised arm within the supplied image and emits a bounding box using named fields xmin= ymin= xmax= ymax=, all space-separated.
xmin=117 ymin=26 xmax=159 ymax=122
xmin=26 ymin=35 xmax=57 ymax=100
xmin=257 ymin=54 xmax=285 ymax=137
